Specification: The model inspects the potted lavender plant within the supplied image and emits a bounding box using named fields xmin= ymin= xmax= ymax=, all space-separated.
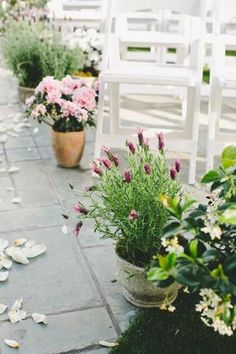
xmin=74 ymin=131 xmax=182 ymax=307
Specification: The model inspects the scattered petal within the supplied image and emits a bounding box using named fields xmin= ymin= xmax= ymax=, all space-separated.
xmin=32 ymin=313 xmax=47 ymax=325
xmin=0 ymin=256 xmax=12 ymax=270
xmin=0 ymin=271 xmax=9 ymax=282
xmin=22 ymin=244 xmax=47 ymax=259
xmin=8 ymin=166 xmax=21 ymax=173
xmin=27 ymin=147 xmax=32 ymax=152
xmin=11 ymin=249 xmax=29 ymax=265
xmin=4 ymin=339 xmax=19 ymax=348
xmin=11 ymin=198 xmax=22 ymax=204
xmin=14 ymin=239 xmax=27 ymax=247
xmin=61 ymin=225 xmax=69 ymax=234
xmin=99 ymin=340 xmax=118 ymax=348
xmin=0 ymin=239 xmax=9 ymax=251
xmin=8 ymin=310 xmax=26 ymax=323
xmin=0 ymin=304 xmax=8 ymax=314
xmin=6 ymin=187 xmax=15 ymax=192
xmin=25 ymin=240 xmax=36 ymax=248
xmin=0 ymin=135 xmax=8 ymax=144
xmin=33 ymin=127 xmax=39 ymax=135
xmin=11 ymin=299 xmax=23 ymax=311
xmin=0 ymin=168 xmax=7 ymax=173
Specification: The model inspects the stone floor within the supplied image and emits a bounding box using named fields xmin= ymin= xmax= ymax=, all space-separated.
xmin=0 ymin=62 xmax=235 ymax=354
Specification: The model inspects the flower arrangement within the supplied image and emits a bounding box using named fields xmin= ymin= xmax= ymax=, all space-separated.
xmin=147 ymin=145 xmax=236 ymax=336
xmin=25 ymin=75 xmax=97 ymax=132
xmin=67 ymin=28 xmax=103 ymax=77
xmin=74 ymin=131 xmax=182 ymax=267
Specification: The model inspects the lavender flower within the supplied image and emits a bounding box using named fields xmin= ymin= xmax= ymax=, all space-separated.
xmin=137 ymin=128 xmax=144 ymax=146
xmin=175 ymin=159 xmax=181 ymax=173
xmin=127 ymin=141 xmax=136 ymax=154
xmin=111 ymin=154 xmax=120 ymax=167
xmin=74 ymin=221 xmax=83 ymax=236
xmin=128 ymin=209 xmax=139 ymax=220
xmin=123 ymin=168 xmax=132 ymax=183
xmin=157 ymin=132 xmax=165 ymax=151
xmin=91 ymin=163 xmax=103 ymax=176
xmin=99 ymin=157 xmax=112 ymax=170
xmin=144 ymin=164 xmax=152 ymax=175
xmin=73 ymin=204 xmax=88 ymax=215
xmin=170 ymin=167 xmax=177 ymax=180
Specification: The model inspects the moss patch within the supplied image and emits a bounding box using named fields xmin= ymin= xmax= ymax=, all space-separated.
xmin=111 ymin=291 xmax=236 ymax=354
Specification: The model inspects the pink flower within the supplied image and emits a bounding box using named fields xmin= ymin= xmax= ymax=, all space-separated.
xmin=61 ymin=76 xmax=81 ymax=95
xmin=170 ymin=167 xmax=177 ymax=180
xmin=175 ymin=160 xmax=181 ymax=173
xmin=73 ymin=86 xmax=96 ymax=111
xmin=60 ymin=100 xmax=77 ymax=117
xmin=144 ymin=164 xmax=152 ymax=175
xmin=35 ymin=76 xmax=59 ymax=94
xmin=123 ymin=169 xmax=132 ymax=183
xmin=91 ymin=163 xmax=103 ymax=176
xmin=31 ymin=104 xmax=46 ymax=118
xmin=47 ymin=90 xmax=61 ymax=104
xmin=157 ymin=132 xmax=165 ymax=151
xmin=128 ymin=209 xmax=139 ymax=220
xmin=25 ymin=95 xmax=35 ymax=106
xmin=111 ymin=154 xmax=119 ymax=167
xmin=78 ymin=108 xmax=88 ymax=122
xmin=73 ymin=204 xmax=88 ymax=215
xmin=127 ymin=141 xmax=136 ymax=154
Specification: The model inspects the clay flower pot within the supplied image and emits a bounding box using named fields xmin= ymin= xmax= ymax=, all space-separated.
xmin=117 ymin=255 xmax=180 ymax=308
xmin=51 ymin=129 xmax=85 ymax=168
xmin=18 ymin=86 xmax=35 ymax=104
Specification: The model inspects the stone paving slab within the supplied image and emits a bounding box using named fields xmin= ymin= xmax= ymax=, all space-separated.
xmin=0 ymin=226 xmax=102 ymax=314
xmin=6 ymin=147 xmax=41 ymax=162
xmin=0 ymin=307 xmax=116 ymax=354
xmin=0 ymin=205 xmax=64 ymax=233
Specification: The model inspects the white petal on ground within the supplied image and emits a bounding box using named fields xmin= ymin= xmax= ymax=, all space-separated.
xmin=8 ymin=309 xmax=27 ymax=324
xmin=0 ymin=168 xmax=7 ymax=173
xmin=6 ymin=186 xmax=15 ymax=192
xmin=25 ymin=240 xmax=36 ymax=248
xmin=0 ymin=135 xmax=8 ymax=144
xmin=14 ymin=239 xmax=27 ymax=247
xmin=22 ymin=244 xmax=47 ymax=259
xmin=11 ymin=197 xmax=22 ymax=204
xmin=10 ymin=249 xmax=29 ymax=265
xmin=33 ymin=127 xmax=39 ymax=134
xmin=5 ymin=246 xmax=18 ymax=257
xmin=32 ymin=313 xmax=47 ymax=325
xmin=4 ymin=339 xmax=20 ymax=348
xmin=0 ymin=304 xmax=8 ymax=315
xmin=61 ymin=225 xmax=69 ymax=234
xmin=11 ymin=299 xmax=23 ymax=311
xmin=99 ymin=341 xmax=118 ymax=348
xmin=0 ymin=239 xmax=9 ymax=251
xmin=8 ymin=166 xmax=21 ymax=173
xmin=0 ymin=271 xmax=9 ymax=282
xmin=0 ymin=256 xmax=12 ymax=270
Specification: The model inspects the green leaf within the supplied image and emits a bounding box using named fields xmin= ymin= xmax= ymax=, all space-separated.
xmin=221 ymin=145 xmax=236 ymax=168
xmin=147 ymin=268 xmax=169 ymax=282
xmin=220 ymin=208 xmax=236 ymax=225
xmin=189 ymin=240 xmax=198 ymax=259
xmin=201 ymin=170 xmax=222 ymax=184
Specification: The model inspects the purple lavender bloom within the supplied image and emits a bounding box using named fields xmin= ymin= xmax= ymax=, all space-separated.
xmin=144 ymin=164 xmax=152 ymax=175
xmin=91 ymin=163 xmax=103 ymax=176
xmin=111 ymin=154 xmax=120 ymax=167
xmin=99 ymin=158 xmax=112 ymax=170
xmin=175 ymin=159 xmax=181 ymax=173
xmin=128 ymin=209 xmax=139 ymax=220
xmin=74 ymin=221 xmax=83 ymax=236
xmin=137 ymin=128 xmax=144 ymax=146
xmin=157 ymin=132 xmax=165 ymax=151
xmin=170 ymin=167 xmax=177 ymax=180
xmin=127 ymin=141 xmax=136 ymax=154
xmin=123 ymin=168 xmax=132 ymax=183
xmin=73 ymin=204 xmax=88 ymax=215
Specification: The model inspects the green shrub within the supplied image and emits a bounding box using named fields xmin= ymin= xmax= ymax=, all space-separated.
xmin=2 ymin=20 xmax=85 ymax=88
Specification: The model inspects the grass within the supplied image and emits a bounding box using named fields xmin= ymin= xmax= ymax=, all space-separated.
xmin=110 ymin=291 xmax=236 ymax=354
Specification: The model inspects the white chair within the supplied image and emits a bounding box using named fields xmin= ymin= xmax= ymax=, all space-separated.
xmin=95 ymin=0 xmax=207 ymax=184
xmin=207 ymin=0 xmax=236 ymax=170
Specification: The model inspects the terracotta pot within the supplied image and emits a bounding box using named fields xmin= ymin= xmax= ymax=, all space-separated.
xmin=117 ymin=255 xmax=180 ymax=308
xmin=51 ymin=129 xmax=85 ymax=168
xmin=18 ymin=86 xmax=35 ymax=104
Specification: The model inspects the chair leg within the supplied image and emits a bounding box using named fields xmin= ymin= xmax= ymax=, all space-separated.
xmin=94 ymin=80 xmax=106 ymax=160
xmin=109 ymin=82 xmax=120 ymax=135
xmin=189 ymin=143 xmax=198 ymax=185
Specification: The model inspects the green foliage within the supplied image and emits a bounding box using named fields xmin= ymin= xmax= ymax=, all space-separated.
xmin=2 ymin=20 xmax=85 ymax=87
xmin=148 ymin=146 xmax=236 ymax=334
xmin=111 ymin=292 xmax=236 ymax=354
xmin=75 ymin=135 xmax=181 ymax=267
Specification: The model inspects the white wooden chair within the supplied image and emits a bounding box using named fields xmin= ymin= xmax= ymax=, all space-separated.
xmin=206 ymin=0 xmax=236 ymax=170
xmin=94 ymin=0 xmax=207 ymax=184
